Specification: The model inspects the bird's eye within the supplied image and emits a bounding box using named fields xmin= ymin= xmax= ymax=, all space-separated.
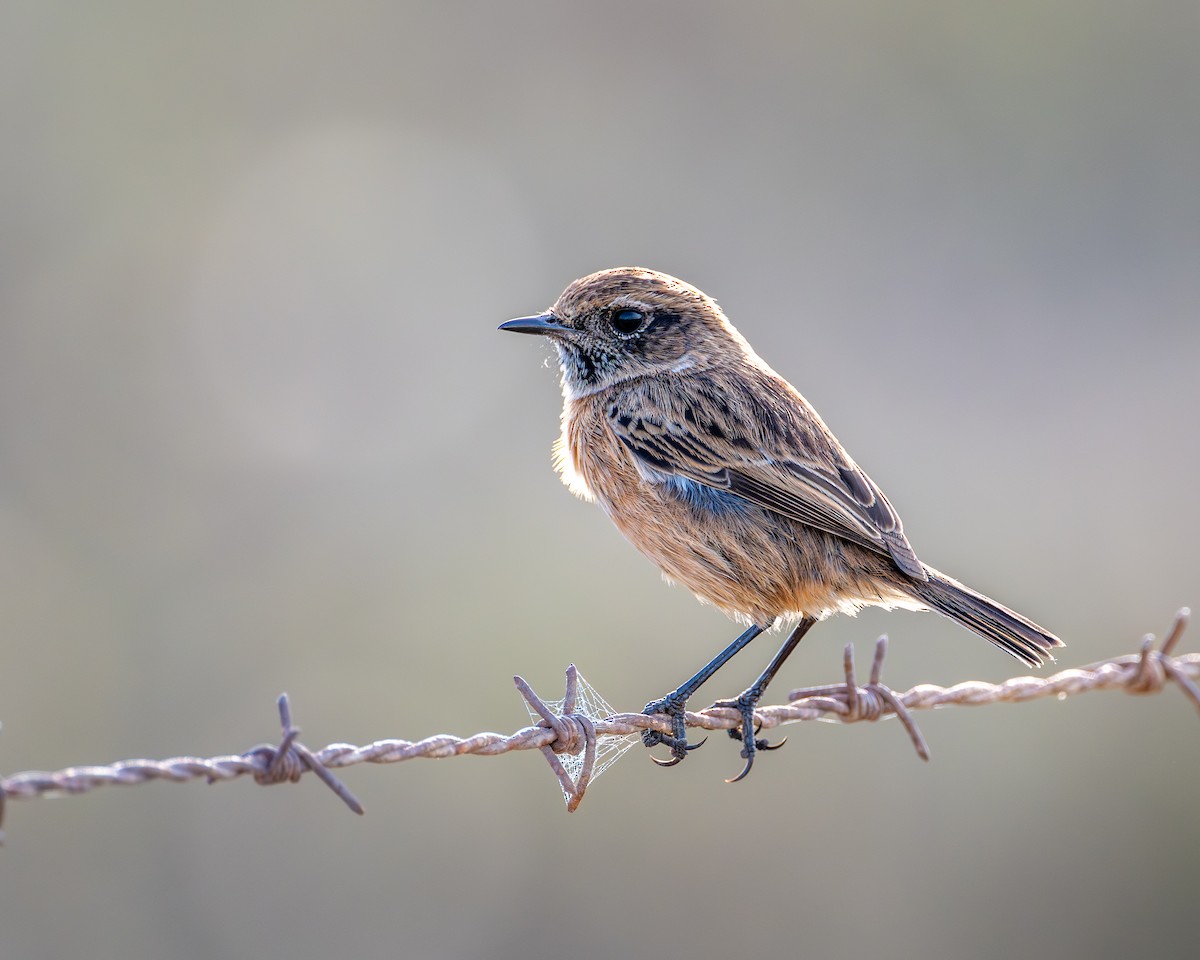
xmin=611 ymin=309 xmax=645 ymax=335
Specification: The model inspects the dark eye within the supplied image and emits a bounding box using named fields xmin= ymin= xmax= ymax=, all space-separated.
xmin=611 ymin=309 xmax=645 ymax=335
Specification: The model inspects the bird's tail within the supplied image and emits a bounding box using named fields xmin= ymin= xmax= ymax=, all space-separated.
xmin=910 ymin=567 xmax=1063 ymax=668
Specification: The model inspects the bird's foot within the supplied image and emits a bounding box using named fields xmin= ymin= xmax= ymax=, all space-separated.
xmin=642 ymin=692 xmax=707 ymax=767
xmin=711 ymin=689 xmax=787 ymax=783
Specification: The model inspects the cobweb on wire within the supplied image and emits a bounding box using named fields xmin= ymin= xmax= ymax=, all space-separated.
xmin=523 ymin=670 xmax=637 ymax=797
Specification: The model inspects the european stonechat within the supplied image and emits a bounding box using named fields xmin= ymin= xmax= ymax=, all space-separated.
xmin=501 ymin=267 xmax=1061 ymax=780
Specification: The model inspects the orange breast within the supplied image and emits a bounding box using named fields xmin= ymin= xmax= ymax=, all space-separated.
xmin=555 ymin=395 xmax=914 ymax=626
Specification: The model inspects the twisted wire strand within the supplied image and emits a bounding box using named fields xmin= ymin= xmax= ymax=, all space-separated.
xmin=1 ymin=611 xmax=1195 ymax=821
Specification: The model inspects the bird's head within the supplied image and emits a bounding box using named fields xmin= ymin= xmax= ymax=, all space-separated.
xmin=499 ymin=267 xmax=755 ymax=398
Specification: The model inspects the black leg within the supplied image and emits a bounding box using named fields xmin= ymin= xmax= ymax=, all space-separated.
xmin=714 ymin=616 xmax=818 ymax=782
xmin=642 ymin=621 xmax=771 ymax=765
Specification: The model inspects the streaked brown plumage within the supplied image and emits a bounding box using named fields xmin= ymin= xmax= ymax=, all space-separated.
xmin=501 ymin=267 xmax=1062 ymax=779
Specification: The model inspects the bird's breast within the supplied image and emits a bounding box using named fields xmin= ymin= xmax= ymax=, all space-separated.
xmin=552 ymin=396 xmax=766 ymax=617
xmin=555 ymin=396 xmax=745 ymax=522
xmin=551 ymin=395 xmax=914 ymax=624
xmin=553 ymin=398 xmax=632 ymax=512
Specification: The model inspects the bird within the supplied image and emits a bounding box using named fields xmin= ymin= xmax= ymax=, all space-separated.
xmin=499 ymin=267 xmax=1062 ymax=781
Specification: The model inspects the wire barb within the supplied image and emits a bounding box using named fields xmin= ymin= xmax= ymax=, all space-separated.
xmin=241 ymin=694 xmax=365 ymax=815
xmin=785 ymin=635 xmax=930 ymax=760
xmin=514 ymin=665 xmax=600 ymax=812
xmin=1121 ymin=608 xmax=1199 ymax=710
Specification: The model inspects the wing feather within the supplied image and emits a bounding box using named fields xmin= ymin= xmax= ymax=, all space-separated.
xmin=608 ymin=374 xmax=927 ymax=581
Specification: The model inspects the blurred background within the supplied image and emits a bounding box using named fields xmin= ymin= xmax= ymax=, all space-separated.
xmin=1 ymin=2 xmax=1197 ymax=958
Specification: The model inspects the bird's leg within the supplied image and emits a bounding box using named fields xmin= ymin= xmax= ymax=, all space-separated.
xmin=713 ymin=617 xmax=817 ymax=782
xmin=642 ymin=622 xmax=768 ymax=766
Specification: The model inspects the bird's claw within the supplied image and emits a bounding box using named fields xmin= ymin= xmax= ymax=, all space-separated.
xmin=713 ymin=692 xmax=784 ymax=782
xmin=648 ymin=736 xmax=707 ymax=767
xmin=642 ymin=695 xmax=706 ymax=765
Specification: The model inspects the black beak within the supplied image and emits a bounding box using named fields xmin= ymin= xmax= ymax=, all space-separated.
xmin=498 ymin=313 xmax=565 ymax=336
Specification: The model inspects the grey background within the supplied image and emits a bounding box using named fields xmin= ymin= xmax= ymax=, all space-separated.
xmin=2 ymin=3 xmax=1197 ymax=959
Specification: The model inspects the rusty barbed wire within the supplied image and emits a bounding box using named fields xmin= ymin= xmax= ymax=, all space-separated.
xmin=0 ymin=609 xmax=1194 ymax=834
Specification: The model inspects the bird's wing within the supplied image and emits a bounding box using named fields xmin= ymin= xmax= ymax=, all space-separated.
xmin=607 ymin=374 xmax=927 ymax=581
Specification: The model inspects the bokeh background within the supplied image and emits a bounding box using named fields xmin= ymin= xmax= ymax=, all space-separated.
xmin=2 ymin=3 xmax=1198 ymax=958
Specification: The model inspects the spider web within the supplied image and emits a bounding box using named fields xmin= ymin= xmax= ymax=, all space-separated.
xmin=524 ymin=671 xmax=637 ymax=801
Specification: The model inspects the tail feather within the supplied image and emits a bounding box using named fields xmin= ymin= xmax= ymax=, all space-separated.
xmin=911 ymin=568 xmax=1063 ymax=668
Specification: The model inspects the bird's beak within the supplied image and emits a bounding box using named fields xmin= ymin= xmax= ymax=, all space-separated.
xmin=498 ymin=313 xmax=567 ymax=336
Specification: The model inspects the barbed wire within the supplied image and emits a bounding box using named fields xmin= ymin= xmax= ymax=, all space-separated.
xmin=0 ymin=609 xmax=1194 ymax=834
